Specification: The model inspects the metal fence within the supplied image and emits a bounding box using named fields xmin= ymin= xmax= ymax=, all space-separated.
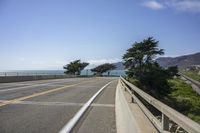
xmin=0 ymin=72 xmax=65 ymax=77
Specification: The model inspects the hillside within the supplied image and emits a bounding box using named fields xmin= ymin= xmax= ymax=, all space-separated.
xmin=156 ymin=52 xmax=200 ymax=68
xmin=112 ymin=52 xmax=200 ymax=69
xmin=113 ymin=62 xmax=125 ymax=70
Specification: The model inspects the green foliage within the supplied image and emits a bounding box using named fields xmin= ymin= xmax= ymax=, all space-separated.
xmin=140 ymin=63 xmax=171 ymax=96
xmin=63 ymin=60 xmax=89 ymax=75
xmin=123 ymin=37 xmax=200 ymax=124
xmin=123 ymin=37 xmax=164 ymax=77
xmin=127 ymin=78 xmax=142 ymax=89
xmin=128 ymin=76 xmax=200 ymax=124
xmin=91 ymin=63 xmax=116 ymax=76
xmin=123 ymin=37 xmax=178 ymax=97
xmin=166 ymin=66 xmax=179 ymax=78
xmin=167 ymin=78 xmax=200 ymax=124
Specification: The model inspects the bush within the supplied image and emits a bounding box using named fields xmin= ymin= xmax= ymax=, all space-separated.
xmin=128 ymin=78 xmax=142 ymax=89
xmin=167 ymin=78 xmax=200 ymax=124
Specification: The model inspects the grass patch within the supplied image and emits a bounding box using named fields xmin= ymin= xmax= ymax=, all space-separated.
xmin=182 ymin=71 xmax=200 ymax=82
xmin=167 ymin=78 xmax=200 ymax=124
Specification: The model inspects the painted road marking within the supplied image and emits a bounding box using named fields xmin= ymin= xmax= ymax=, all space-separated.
xmin=0 ymin=100 xmax=115 ymax=107
xmin=0 ymin=78 xmax=100 ymax=107
xmin=59 ymin=81 xmax=113 ymax=133
xmin=0 ymin=79 xmax=83 ymax=92
xmin=0 ymin=84 xmax=66 ymax=92
xmin=0 ymin=82 xmax=84 ymax=107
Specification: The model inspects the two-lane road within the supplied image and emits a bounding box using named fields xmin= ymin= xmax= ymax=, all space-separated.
xmin=0 ymin=77 xmax=118 ymax=133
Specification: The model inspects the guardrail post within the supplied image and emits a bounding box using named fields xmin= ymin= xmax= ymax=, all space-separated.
xmin=162 ymin=113 xmax=170 ymax=131
xmin=131 ymin=91 xmax=135 ymax=103
xmin=124 ymin=83 xmax=127 ymax=91
xmin=131 ymin=97 xmax=135 ymax=103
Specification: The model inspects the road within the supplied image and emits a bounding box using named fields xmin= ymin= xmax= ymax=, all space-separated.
xmin=0 ymin=77 xmax=118 ymax=133
xmin=179 ymin=73 xmax=200 ymax=95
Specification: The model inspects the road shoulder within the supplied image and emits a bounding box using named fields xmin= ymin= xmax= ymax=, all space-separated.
xmin=74 ymin=81 xmax=117 ymax=133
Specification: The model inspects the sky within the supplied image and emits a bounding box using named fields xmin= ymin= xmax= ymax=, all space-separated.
xmin=0 ymin=0 xmax=200 ymax=70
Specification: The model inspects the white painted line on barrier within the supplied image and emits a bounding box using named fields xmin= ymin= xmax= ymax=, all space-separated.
xmin=59 ymin=81 xmax=113 ymax=133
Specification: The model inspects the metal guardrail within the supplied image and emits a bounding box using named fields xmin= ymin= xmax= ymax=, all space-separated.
xmin=120 ymin=76 xmax=200 ymax=133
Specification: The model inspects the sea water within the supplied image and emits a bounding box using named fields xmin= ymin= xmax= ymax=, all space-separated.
xmin=0 ymin=70 xmax=126 ymax=77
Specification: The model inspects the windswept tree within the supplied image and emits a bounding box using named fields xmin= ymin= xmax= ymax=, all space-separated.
xmin=123 ymin=37 xmax=178 ymax=97
xmin=123 ymin=37 xmax=164 ymax=78
xmin=91 ymin=63 xmax=116 ymax=76
xmin=63 ymin=60 xmax=89 ymax=75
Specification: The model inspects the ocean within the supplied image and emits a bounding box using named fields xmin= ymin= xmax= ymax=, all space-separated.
xmin=0 ymin=70 xmax=126 ymax=77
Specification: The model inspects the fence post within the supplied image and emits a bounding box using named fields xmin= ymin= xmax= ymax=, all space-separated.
xmin=162 ymin=113 xmax=170 ymax=131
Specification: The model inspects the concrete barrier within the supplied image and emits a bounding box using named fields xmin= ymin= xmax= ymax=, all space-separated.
xmin=115 ymin=80 xmax=140 ymax=133
xmin=115 ymin=79 xmax=158 ymax=133
xmin=0 ymin=75 xmax=75 ymax=83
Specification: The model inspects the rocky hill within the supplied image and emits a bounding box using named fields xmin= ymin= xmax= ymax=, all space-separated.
xmin=156 ymin=52 xmax=200 ymax=68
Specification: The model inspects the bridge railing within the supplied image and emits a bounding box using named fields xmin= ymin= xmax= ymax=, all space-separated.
xmin=120 ymin=76 xmax=200 ymax=133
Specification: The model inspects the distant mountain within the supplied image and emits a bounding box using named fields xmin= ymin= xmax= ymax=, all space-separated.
xmin=156 ymin=52 xmax=200 ymax=68
xmin=112 ymin=52 xmax=200 ymax=69
xmin=113 ymin=62 xmax=125 ymax=70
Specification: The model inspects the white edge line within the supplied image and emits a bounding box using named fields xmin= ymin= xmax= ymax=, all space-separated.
xmin=59 ymin=81 xmax=113 ymax=133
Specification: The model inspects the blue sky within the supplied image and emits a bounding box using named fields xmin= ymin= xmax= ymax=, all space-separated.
xmin=0 ymin=0 xmax=200 ymax=70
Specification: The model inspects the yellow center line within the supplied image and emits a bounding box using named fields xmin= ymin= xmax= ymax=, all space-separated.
xmin=0 ymin=79 xmax=95 ymax=108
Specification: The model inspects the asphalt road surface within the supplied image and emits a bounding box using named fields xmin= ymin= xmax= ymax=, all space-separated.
xmin=0 ymin=77 xmax=118 ymax=133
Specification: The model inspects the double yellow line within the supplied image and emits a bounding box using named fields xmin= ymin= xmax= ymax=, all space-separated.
xmin=0 ymin=80 xmax=89 ymax=107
